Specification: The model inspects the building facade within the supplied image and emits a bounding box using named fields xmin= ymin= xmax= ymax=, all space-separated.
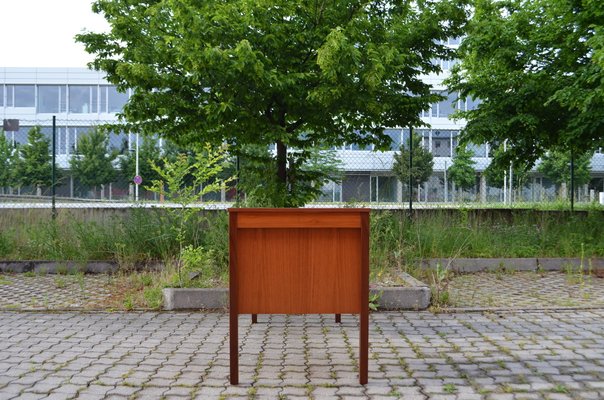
xmin=1 ymin=67 xmax=603 ymax=203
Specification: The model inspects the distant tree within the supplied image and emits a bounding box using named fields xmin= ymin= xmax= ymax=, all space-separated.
xmin=484 ymin=143 xmax=530 ymax=190
xmin=392 ymin=133 xmax=434 ymax=198
xmin=70 ymin=127 xmax=118 ymax=198
xmin=0 ymin=132 xmax=17 ymax=193
xmin=119 ymin=135 xmax=162 ymax=187
xmin=15 ymin=126 xmax=53 ymax=195
xmin=538 ymin=149 xmax=591 ymax=199
xmin=448 ymin=0 xmax=604 ymax=167
xmin=447 ymin=145 xmax=476 ymax=200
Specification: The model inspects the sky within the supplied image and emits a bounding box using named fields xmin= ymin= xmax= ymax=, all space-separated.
xmin=0 ymin=0 xmax=109 ymax=68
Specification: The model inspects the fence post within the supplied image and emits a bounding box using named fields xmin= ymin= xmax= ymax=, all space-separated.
xmin=52 ymin=116 xmax=57 ymax=220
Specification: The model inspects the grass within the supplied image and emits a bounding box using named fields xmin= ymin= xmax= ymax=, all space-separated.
xmin=0 ymin=207 xmax=602 ymax=296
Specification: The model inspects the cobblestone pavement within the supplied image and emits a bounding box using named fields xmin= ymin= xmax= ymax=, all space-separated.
xmin=448 ymin=271 xmax=604 ymax=310
xmin=1 ymin=310 xmax=604 ymax=399
xmin=3 ymin=271 xmax=604 ymax=312
xmin=0 ymin=274 xmax=116 ymax=310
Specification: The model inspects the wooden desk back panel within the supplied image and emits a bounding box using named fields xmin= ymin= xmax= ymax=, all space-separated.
xmin=231 ymin=209 xmax=366 ymax=314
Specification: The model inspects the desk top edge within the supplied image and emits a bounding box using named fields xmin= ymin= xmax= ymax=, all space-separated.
xmin=228 ymin=208 xmax=370 ymax=213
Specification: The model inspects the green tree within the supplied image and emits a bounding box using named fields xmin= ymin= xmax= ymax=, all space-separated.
xmin=77 ymin=0 xmax=467 ymax=206
xmin=238 ymin=144 xmax=342 ymax=207
xmin=448 ymin=0 xmax=604 ymax=168
xmin=70 ymin=127 xmax=118 ymax=198
xmin=146 ymin=144 xmax=233 ymax=286
xmin=0 ymin=133 xmax=18 ymax=193
xmin=119 ymin=135 xmax=162 ymax=187
xmin=538 ymin=149 xmax=591 ymax=199
xmin=484 ymin=143 xmax=530 ymax=190
xmin=16 ymin=126 xmax=52 ymax=195
xmin=447 ymin=145 xmax=476 ymax=199
xmin=392 ymin=133 xmax=434 ymax=198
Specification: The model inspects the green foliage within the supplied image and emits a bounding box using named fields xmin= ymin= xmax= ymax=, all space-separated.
xmin=0 ymin=132 xmax=17 ymax=189
xmin=119 ymin=135 xmax=162 ymax=185
xmin=78 ymin=0 xmax=468 ymax=206
xmin=146 ymin=143 xmax=233 ymax=285
xmin=537 ymin=149 xmax=592 ymax=187
xmin=447 ymin=145 xmax=476 ymax=191
xmin=448 ymin=0 xmax=604 ymax=165
xmin=392 ymin=132 xmax=434 ymax=192
xmin=171 ymin=245 xmax=216 ymax=288
xmin=15 ymin=126 xmax=53 ymax=190
xmin=70 ymin=127 xmax=118 ymax=195
xmin=484 ymin=143 xmax=530 ymax=189
xmin=238 ymin=144 xmax=342 ymax=207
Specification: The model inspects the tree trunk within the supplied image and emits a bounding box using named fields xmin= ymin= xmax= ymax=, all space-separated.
xmin=276 ymin=140 xmax=287 ymax=185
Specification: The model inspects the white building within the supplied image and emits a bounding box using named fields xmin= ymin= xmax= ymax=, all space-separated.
xmin=1 ymin=66 xmax=603 ymax=203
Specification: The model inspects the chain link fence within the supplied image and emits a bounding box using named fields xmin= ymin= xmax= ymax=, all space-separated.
xmin=1 ymin=122 xmax=604 ymax=209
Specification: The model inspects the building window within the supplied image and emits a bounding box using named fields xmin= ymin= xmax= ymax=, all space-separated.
xmin=437 ymin=91 xmax=458 ymax=118
xmin=468 ymin=143 xmax=487 ymax=157
xmin=7 ymin=85 xmax=35 ymax=107
xmin=342 ymin=174 xmax=370 ymax=202
xmin=38 ymin=85 xmax=66 ymax=113
xmin=465 ymin=96 xmax=481 ymax=111
xmin=69 ymin=85 xmax=98 ymax=113
xmin=0 ymin=85 xmax=4 ymax=107
xmin=371 ymin=175 xmax=397 ymax=203
xmin=432 ymin=130 xmax=452 ymax=157
xmin=383 ymin=129 xmax=402 ymax=150
xmin=107 ymin=86 xmax=128 ymax=113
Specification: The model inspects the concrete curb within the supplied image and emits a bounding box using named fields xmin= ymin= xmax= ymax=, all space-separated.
xmin=162 ymin=273 xmax=431 ymax=311
xmin=374 ymin=272 xmax=431 ymax=310
xmin=163 ymin=288 xmax=228 ymax=310
xmin=422 ymin=257 xmax=604 ymax=273
xmin=0 ymin=261 xmax=118 ymax=274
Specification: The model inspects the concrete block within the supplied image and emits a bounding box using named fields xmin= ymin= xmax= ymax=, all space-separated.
xmin=163 ymin=288 xmax=228 ymax=310
xmin=0 ymin=261 xmax=34 ymax=273
xmin=373 ymin=272 xmax=431 ymax=310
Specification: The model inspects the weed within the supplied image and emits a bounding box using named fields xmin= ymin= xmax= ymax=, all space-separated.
xmin=553 ymin=384 xmax=569 ymax=394
xmin=443 ymin=383 xmax=457 ymax=394
xmin=143 ymin=287 xmax=163 ymax=309
xmin=123 ymin=295 xmax=134 ymax=311
xmin=0 ymin=275 xmax=11 ymax=285
xmin=23 ymin=271 xmax=35 ymax=277
xmin=54 ymin=277 xmax=66 ymax=289
xmin=369 ymin=291 xmax=382 ymax=311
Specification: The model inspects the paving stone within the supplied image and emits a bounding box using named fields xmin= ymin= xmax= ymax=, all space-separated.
xmin=1 ymin=309 xmax=604 ymax=400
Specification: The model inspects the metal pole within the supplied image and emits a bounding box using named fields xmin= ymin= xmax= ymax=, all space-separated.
xmin=503 ymin=140 xmax=507 ymax=205
xmin=408 ymin=127 xmax=413 ymax=218
xmin=509 ymin=162 xmax=513 ymax=205
xmin=52 ymin=116 xmax=57 ymax=220
xmin=444 ymin=160 xmax=448 ymax=202
xmin=570 ymin=148 xmax=574 ymax=212
xmin=135 ymin=133 xmax=139 ymax=202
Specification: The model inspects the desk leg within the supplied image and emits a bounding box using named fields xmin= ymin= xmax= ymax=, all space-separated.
xmin=335 ymin=314 xmax=341 ymax=323
xmin=252 ymin=314 xmax=258 ymax=324
xmin=230 ymin=312 xmax=239 ymax=384
xmin=360 ymin=309 xmax=368 ymax=384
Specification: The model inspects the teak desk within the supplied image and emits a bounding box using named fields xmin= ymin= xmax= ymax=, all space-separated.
xmin=229 ymin=208 xmax=370 ymax=385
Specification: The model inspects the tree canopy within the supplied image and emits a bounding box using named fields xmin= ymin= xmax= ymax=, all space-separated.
xmin=448 ymin=0 xmax=604 ymax=168
xmin=0 ymin=133 xmax=17 ymax=190
xmin=447 ymin=144 xmax=476 ymax=191
xmin=16 ymin=127 xmax=53 ymax=191
xmin=70 ymin=127 xmax=117 ymax=194
xmin=392 ymin=132 xmax=434 ymax=190
xmin=538 ymin=149 xmax=592 ymax=188
xmin=77 ymin=0 xmax=468 ymax=205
